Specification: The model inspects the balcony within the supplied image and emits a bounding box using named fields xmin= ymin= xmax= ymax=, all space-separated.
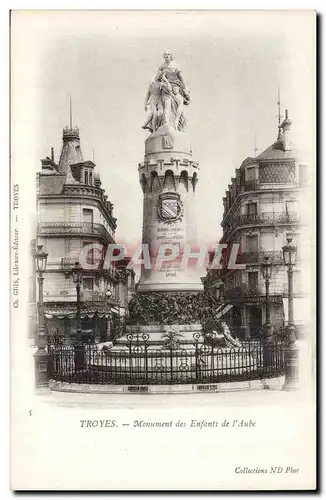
xmin=38 ymin=222 xmax=113 ymax=243
xmin=43 ymin=291 xmax=120 ymax=310
xmin=61 ymin=257 xmax=104 ymax=270
xmin=222 ymin=211 xmax=300 ymax=237
xmin=237 ymin=212 xmax=300 ymax=226
xmin=224 ymin=284 xmax=283 ymax=304
xmin=80 ymin=290 xmax=107 ymax=302
xmin=242 ymin=180 xmax=261 ymax=192
xmin=225 ymin=284 xmax=260 ymax=300
xmin=61 ymin=257 xmax=118 ymax=281
xmin=240 ymin=250 xmax=284 ymax=264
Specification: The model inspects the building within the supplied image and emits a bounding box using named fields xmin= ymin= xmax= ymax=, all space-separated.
xmin=33 ymin=124 xmax=135 ymax=345
xmin=205 ymin=111 xmax=309 ymax=339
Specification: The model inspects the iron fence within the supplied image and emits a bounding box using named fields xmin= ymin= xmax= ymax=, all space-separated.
xmin=48 ymin=334 xmax=285 ymax=386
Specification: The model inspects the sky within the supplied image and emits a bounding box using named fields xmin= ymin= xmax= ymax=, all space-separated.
xmin=11 ymin=10 xmax=315 ymax=248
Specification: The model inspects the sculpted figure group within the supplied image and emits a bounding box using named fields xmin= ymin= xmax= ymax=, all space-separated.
xmin=128 ymin=291 xmax=221 ymax=326
xmin=142 ymin=50 xmax=191 ymax=133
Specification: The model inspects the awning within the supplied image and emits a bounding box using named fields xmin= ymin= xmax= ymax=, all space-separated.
xmin=44 ymin=311 xmax=110 ymax=320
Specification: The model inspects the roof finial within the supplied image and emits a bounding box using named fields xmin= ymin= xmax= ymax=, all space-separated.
xmin=253 ymin=135 xmax=259 ymax=157
xmin=69 ymin=94 xmax=72 ymax=129
xmin=277 ymin=87 xmax=282 ymax=140
xmin=92 ymin=148 xmax=95 ymax=163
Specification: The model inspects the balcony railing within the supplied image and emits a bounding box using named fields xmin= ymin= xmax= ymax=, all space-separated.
xmin=222 ymin=211 xmax=300 ymax=236
xmin=240 ymin=250 xmax=284 ymax=264
xmin=61 ymin=258 xmax=123 ymax=283
xmin=61 ymin=257 xmax=104 ymax=270
xmin=225 ymin=284 xmax=260 ymax=299
xmin=224 ymin=284 xmax=284 ymax=303
xmin=38 ymin=222 xmax=112 ymax=242
xmin=242 ymin=180 xmax=260 ymax=192
xmin=80 ymin=290 xmax=121 ymax=304
xmin=237 ymin=212 xmax=300 ymax=226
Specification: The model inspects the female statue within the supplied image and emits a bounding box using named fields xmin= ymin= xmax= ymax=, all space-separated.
xmin=142 ymin=50 xmax=191 ymax=133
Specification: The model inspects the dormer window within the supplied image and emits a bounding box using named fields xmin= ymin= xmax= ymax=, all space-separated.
xmin=245 ymin=166 xmax=256 ymax=181
xmin=83 ymin=169 xmax=93 ymax=185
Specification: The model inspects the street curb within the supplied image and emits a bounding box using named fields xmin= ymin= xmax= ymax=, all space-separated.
xmin=48 ymin=375 xmax=285 ymax=395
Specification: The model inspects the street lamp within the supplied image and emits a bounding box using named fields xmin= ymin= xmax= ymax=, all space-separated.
xmin=72 ymin=261 xmax=85 ymax=372
xmin=105 ymin=288 xmax=112 ymax=341
xmin=72 ymin=262 xmax=82 ymax=344
xmin=262 ymin=256 xmax=273 ymax=344
xmin=34 ymin=244 xmax=48 ymax=386
xmin=282 ymin=236 xmax=298 ymax=391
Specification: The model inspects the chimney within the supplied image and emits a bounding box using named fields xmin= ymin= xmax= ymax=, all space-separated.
xmin=51 ymin=147 xmax=54 ymax=162
xmin=280 ymin=109 xmax=292 ymax=151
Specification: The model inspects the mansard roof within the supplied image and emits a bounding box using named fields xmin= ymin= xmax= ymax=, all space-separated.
xmin=256 ymin=139 xmax=295 ymax=161
xmin=38 ymin=174 xmax=66 ymax=195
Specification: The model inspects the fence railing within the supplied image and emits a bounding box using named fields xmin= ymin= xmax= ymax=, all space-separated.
xmin=48 ymin=335 xmax=285 ymax=386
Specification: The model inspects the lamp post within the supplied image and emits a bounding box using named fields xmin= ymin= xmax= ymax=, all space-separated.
xmin=72 ymin=262 xmax=84 ymax=371
xmin=262 ymin=256 xmax=273 ymax=344
xmin=282 ymin=236 xmax=298 ymax=391
xmin=34 ymin=244 xmax=49 ymax=387
xmin=105 ymin=288 xmax=112 ymax=341
xmin=72 ymin=262 xmax=82 ymax=344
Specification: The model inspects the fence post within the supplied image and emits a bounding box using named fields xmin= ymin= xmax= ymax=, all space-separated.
xmin=127 ymin=333 xmax=133 ymax=384
xmin=210 ymin=332 xmax=216 ymax=382
xmin=169 ymin=344 xmax=173 ymax=382
xmin=142 ymin=333 xmax=149 ymax=384
xmin=193 ymin=332 xmax=200 ymax=382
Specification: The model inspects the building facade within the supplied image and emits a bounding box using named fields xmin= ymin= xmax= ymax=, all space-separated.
xmin=205 ymin=111 xmax=309 ymax=339
xmin=33 ymin=125 xmax=135 ymax=345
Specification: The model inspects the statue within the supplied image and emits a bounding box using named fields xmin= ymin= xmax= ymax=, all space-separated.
xmin=142 ymin=76 xmax=164 ymax=133
xmin=142 ymin=50 xmax=191 ymax=133
xmin=205 ymin=322 xmax=242 ymax=348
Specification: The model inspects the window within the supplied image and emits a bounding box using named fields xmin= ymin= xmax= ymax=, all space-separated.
xmin=286 ymin=200 xmax=299 ymax=219
xmin=248 ymin=272 xmax=258 ymax=291
xmin=247 ymin=235 xmax=258 ymax=253
xmin=84 ymin=171 xmax=88 ymax=184
xmin=299 ymin=164 xmax=308 ymax=187
xmin=246 ymin=167 xmax=256 ymax=181
xmin=83 ymin=241 xmax=94 ymax=265
xmin=82 ymin=208 xmax=93 ymax=224
xmin=89 ymin=172 xmax=93 ymax=185
xmin=247 ymin=203 xmax=257 ymax=215
xmin=82 ymin=277 xmax=94 ymax=291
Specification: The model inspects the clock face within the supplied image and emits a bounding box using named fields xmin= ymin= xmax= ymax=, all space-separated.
xmin=157 ymin=192 xmax=183 ymax=225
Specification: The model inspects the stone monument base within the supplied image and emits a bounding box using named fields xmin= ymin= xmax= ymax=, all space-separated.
xmin=137 ymin=282 xmax=204 ymax=293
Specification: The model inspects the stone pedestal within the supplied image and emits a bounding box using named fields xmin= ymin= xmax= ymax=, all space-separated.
xmin=138 ymin=124 xmax=203 ymax=293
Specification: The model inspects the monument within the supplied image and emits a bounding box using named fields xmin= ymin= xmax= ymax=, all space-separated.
xmin=113 ymin=51 xmax=216 ymax=349
xmin=138 ymin=49 xmax=203 ymax=293
xmin=107 ymin=50 xmax=214 ymax=351
xmin=84 ymin=53 xmax=263 ymax=382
